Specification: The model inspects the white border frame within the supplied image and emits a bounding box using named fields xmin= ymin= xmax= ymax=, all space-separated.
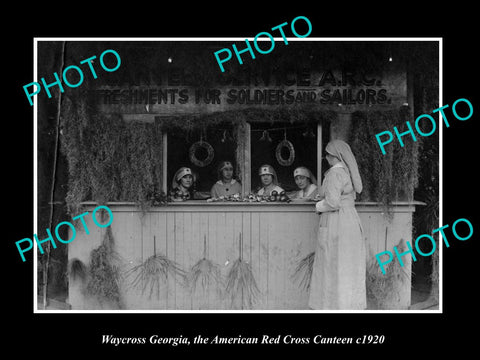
xmin=33 ymin=37 xmax=443 ymax=314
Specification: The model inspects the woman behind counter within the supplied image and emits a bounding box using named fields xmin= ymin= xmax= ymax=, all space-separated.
xmin=257 ymin=164 xmax=284 ymax=196
xmin=309 ymin=139 xmax=366 ymax=310
xmin=292 ymin=166 xmax=318 ymax=200
xmin=210 ymin=161 xmax=242 ymax=198
xmin=170 ymin=167 xmax=209 ymax=201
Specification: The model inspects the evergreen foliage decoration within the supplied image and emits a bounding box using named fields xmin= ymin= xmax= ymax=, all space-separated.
xmin=186 ymin=237 xmax=223 ymax=298
xmin=349 ymin=107 xmax=419 ymax=217
xmin=60 ymin=94 xmax=163 ymax=214
xmin=60 ymin=94 xmax=336 ymax=214
xmin=413 ymin=130 xmax=439 ymax=296
xmin=159 ymin=107 xmax=337 ymax=133
xmin=225 ymin=234 xmax=260 ymax=310
xmin=366 ymin=238 xmax=411 ymax=309
xmin=124 ymin=236 xmax=186 ymax=300
xmin=85 ymin=227 xmax=124 ymax=308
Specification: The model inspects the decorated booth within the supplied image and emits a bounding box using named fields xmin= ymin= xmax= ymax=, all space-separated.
xmin=43 ymin=40 xmax=438 ymax=310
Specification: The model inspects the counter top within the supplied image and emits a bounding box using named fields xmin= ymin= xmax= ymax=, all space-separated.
xmin=79 ymin=200 xmax=425 ymax=213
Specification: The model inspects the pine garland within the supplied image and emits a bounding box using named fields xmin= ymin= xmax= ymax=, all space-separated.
xmin=159 ymin=107 xmax=336 ymax=132
xmin=60 ymin=94 xmax=162 ymax=214
xmin=349 ymin=108 xmax=419 ymax=217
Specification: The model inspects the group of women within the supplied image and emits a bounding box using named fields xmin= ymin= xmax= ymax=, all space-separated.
xmin=171 ymin=162 xmax=319 ymax=201
xmin=171 ymin=161 xmax=243 ymax=201
xmin=171 ymin=139 xmax=366 ymax=310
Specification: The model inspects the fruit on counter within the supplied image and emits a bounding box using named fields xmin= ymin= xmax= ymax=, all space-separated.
xmin=190 ymin=192 xmax=292 ymax=202
xmin=208 ymin=193 xmax=244 ymax=202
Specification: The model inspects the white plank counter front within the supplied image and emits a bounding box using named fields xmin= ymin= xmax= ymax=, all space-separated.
xmin=68 ymin=201 xmax=420 ymax=310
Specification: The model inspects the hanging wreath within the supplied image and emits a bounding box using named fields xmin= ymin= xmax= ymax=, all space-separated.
xmin=189 ymin=140 xmax=214 ymax=167
xmin=276 ymin=139 xmax=295 ymax=166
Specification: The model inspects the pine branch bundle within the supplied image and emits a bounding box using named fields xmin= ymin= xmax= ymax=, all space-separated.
xmin=366 ymin=238 xmax=411 ymax=309
xmin=292 ymin=251 xmax=315 ymax=291
xmin=187 ymin=237 xmax=223 ymax=296
xmin=85 ymin=228 xmax=123 ymax=308
xmin=225 ymin=234 xmax=260 ymax=309
xmin=68 ymin=258 xmax=88 ymax=283
xmin=125 ymin=236 xmax=185 ymax=300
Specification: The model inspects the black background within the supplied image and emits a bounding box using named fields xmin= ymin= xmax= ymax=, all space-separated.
xmin=5 ymin=3 xmax=478 ymax=356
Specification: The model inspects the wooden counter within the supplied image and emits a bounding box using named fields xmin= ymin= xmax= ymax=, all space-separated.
xmin=68 ymin=201 xmax=422 ymax=310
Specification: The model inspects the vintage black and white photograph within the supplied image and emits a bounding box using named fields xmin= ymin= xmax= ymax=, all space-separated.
xmin=34 ymin=38 xmax=440 ymax=312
